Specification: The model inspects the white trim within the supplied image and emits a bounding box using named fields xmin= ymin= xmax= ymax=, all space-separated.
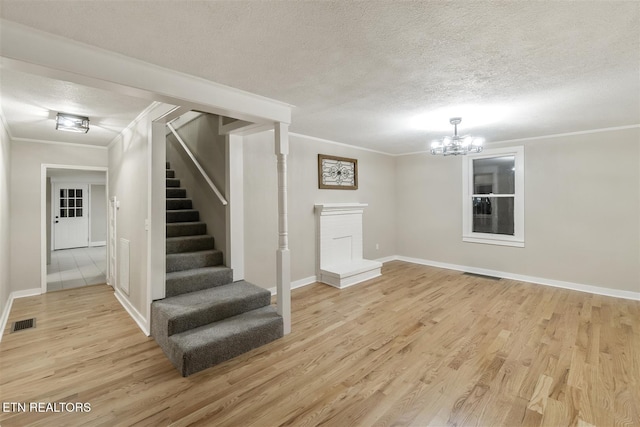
xmin=462 ymin=236 xmax=524 ymax=247
xmin=1 ymin=20 xmax=291 ymax=125
xmin=484 ymin=124 xmax=640 ymax=146
xmin=12 ymin=137 xmax=108 ymax=150
xmin=168 ymin=111 xmax=203 ymax=133
xmin=149 ymin=120 xmax=167 ymax=302
xmin=375 ymin=255 xmax=399 ymax=264
xmin=395 ymin=255 xmax=640 ymax=301
xmin=397 ymin=124 xmax=640 ymax=156
xmin=271 ymin=253 xmax=640 ymax=301
xmin=0 ymin=110 xmax=15 ymax=141
xmin=107 ymin=102 xmax=161 ymax=150
xmin=0 ymin=295 xmax=11 ymax=342
xmin=290 ymin=124 xmax=639 ymax=157
xmin=113 ymin=288 xmax=150 ymax=336
xmin=41 ymin=165 xmax=108 ymax=293
xmin=288 ymin=131 xmax=391 ymax=156
xmin=462 ymin=146 xmax=525 ymax=247
xmin=90 ymin=241 xmax=106 ymax=247
xmin=226 ymin=133 xmax=245 ymax=280
xmin=268 ymin=275 xmax=317 ymax=296
xmin=266 ymin=257 xmax=399 ymax=296
xmin=0 ymin=288 xmax=42 ymax=342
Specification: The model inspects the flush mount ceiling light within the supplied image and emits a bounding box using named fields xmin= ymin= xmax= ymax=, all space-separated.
xmin=430 ymin=117 xmax=483 ymax=156
xmin=55 ymin=112 xmax=90 ymax=133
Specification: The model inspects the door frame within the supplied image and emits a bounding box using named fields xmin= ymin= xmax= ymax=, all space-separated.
xmin=41 ymin=164 xmax=109 ymax=293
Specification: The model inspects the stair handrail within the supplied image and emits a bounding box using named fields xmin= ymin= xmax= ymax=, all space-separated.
xmin=167 ymin=122 xmax=228 ymax=206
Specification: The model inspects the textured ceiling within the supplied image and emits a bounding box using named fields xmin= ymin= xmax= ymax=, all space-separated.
xmin=0 ymin=69 xmax=152 ymax=147
xmin=1 ymin=1 xmax=639 ymax=154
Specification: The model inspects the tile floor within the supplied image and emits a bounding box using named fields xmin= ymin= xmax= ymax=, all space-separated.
xmin=47 ymin=246 xmax=107 ymax=292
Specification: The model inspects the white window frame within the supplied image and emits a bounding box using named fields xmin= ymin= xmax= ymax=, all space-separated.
xmin=462 ymin=146 xmax=525 ymax=247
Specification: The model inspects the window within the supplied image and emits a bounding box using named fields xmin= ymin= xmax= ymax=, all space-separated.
xmin=59 ymin=187 xmax=84 ymax=218
xmin=462 ymin=146 xmax=524 ymax=247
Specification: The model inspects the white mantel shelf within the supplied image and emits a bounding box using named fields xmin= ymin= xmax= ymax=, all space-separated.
xmin=314 ymin=203 xmax=382 ymax=289
xmin=314 ymin=203 xmax=369 ymax=213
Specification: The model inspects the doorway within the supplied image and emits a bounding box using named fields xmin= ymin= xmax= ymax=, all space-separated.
xmin=42 ymin=166 xmax=109 ymax=293
xmin=53 ymin=183 xmax=89 ymax=249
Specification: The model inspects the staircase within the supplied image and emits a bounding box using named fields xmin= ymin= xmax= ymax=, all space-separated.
xmin=151 ymin=163 xmax=283 ymax=377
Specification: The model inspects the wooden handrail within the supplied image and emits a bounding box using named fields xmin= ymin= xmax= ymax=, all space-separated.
xmin=166 ymin=122 xmax=228 ymax=206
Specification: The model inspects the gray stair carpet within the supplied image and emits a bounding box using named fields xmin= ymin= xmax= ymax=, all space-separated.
xmin=169 ymin=306 xmax=283 ymax=377
xmin=151 ymin=163 xmax=283 ymax=376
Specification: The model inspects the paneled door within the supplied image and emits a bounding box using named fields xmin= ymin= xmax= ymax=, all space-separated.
xmin=53 ymin=184 xmax=89 ymax=250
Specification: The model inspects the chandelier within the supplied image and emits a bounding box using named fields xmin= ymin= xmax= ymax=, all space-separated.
xmin=430 ymin=117 xmax=483 ymax=156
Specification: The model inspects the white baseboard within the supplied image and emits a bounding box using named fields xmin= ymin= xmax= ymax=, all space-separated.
xmin=0 ymin=288 xmax=42 ymax=342
xmin=113 ymin=289 xmax=150 ymax=336
xmin=395 ymin=255 xmax=640 ymax=301
xmin=375 ymin=255 xmax=399 ymax=264
xmin=89 ymin=241 xmax=106 ymax=247
xmin=268 ymin=275 xmax=318 ymax=296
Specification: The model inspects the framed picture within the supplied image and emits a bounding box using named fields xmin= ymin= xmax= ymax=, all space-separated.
xmin=318 ymin=154 xmax=358 ymax=190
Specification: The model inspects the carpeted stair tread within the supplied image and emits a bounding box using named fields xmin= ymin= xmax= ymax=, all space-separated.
xmin=166 ymin=249 xmax=223 ymax=272
xmin=165 ymin=266 xmax=233 ymax=296
xmin=166 ymin=198 xmax=193 ymax=210
xmin=166 ymin=222 xmax=207 ymax=238
xmin=168 ymin=305 xmax=283 ymax=376
xmin=167 ymin=209 xmax=199 ymax=223
xmin=166 ymin=235 xmax=215 ymax=253
xmin=154 ymin=164 xmax=283 ymax=376
xmin=152 ymin=281 xmax=271 ymax=337
xmin=166 ymin=188 xmax=187 ymax=198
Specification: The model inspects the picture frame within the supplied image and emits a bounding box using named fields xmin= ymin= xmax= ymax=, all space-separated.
xmin=318 ymin=154 xmax=358 ymax=190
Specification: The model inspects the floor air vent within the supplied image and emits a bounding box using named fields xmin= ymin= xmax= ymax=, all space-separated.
xmin=463 ymin=272 xmax=502 ymax=281
xmin=11 ymin=318 xmax=36 ymax=333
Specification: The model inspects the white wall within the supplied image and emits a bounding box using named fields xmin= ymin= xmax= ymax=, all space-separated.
xmin=243 ymin=132 xmax=396 ymax=289
xmin=396 ymin=127 xmax=640 ymax=294
xmin=10 ymin=141 xmax=107 ymax=293
xmin=108 ymin=103 xmax=174 ymax=329
xmin=0 ymin=120 xmax=11 ymax=323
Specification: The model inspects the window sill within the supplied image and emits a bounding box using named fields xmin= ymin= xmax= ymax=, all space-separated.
xmin=463 ymin=236 xmax=525 ymax=248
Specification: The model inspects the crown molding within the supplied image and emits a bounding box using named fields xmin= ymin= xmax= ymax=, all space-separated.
xmin=107 ymin=101 xmax=162 ymax=150
xmin=11 ymin=137 xmax=107 ymax=149
xmin=397 ymin=124 xmax=640 ymax=157
xmin=288 ymin=131 xmax=393 ymax=156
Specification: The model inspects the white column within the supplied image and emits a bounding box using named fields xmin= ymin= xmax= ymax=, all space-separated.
xmin=275 ymin=122 xmax=291 ymax=334
xmin=225 ymin=133 xmax=245 ymax=281
xmin=149 ymin=120 xmax=167 ymax=302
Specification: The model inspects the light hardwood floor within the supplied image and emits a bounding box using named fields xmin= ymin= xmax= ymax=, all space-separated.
xmin=1 ymin=261 xmax=639 ymax=426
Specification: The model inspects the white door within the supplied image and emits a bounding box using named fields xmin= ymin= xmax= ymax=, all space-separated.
xmin=53 ymin=183 xmax=89 ymax=249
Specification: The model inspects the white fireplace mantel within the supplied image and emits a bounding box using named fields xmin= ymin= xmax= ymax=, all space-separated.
xmin=314 ymin=203 xmax=382 ymax=289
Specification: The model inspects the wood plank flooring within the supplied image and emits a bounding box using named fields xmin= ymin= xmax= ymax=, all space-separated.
xmin=1 ymin=261 xmax=639 ymax=426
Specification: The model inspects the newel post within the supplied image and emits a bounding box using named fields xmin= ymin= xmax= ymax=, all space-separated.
xmin=275 ymin=122 xmax=291 ymax=334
